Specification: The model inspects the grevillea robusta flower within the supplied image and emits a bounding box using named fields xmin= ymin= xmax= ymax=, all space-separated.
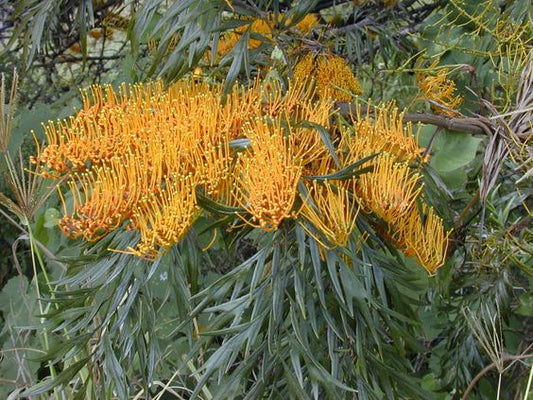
xmin=301 ymin=179 xmax=359 ymax=248
xmin=357 ymin=154 xmax=423 ymax=225
xmin=33 ymin=74 xmax=450 ymax=272
xmin=394 ymin=204 xmax=451 ymax=273
xmin=232 ymin=117 xmax=303 ymax=231
xmin=293 ymin=52 xmax=363 ymax=102
xmin=416 ymin=61 xmax=463 ymax=116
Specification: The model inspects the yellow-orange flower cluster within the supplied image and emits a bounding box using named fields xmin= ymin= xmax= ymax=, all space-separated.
xmin=233 ymin=118 xmax=303 ymax=231
xmin=297 ymin=101 xmax=448 ymax=272
xmin=32 ymin=74 xmax=450 ymax=272
xmin=128 ymin=172 xmax=199 ymax=260
xmin=33 ymin=78 xmax=335 ymax=259
xmin=215 ymin=13 xmax=319 ymax=58
xmin=301 ymin=179 xmax=360 ymax=248
xmin=417 ymin=62 xmax=463 ymax=117
xmin=34 ymin=80 xmax=248 ymax=258
xmin=357 ymin=154 xmax=423 ymax=224
xmin=340 ymin=104 xmax=424 ymax=163
xmin=293 ymin=53 xmax=363 ymax=102
xmin=395 ymin=205 xmax=450 ymax=274
xmin=332 ymin=103 xmax=449 ymax=272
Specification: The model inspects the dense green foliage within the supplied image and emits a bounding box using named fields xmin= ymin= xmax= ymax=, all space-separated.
xmin=0 ymin=1 xmax=532 ymax=399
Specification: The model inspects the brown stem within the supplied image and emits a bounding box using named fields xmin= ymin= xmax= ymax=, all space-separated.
xmin=454 ymin=191 xmax=480 ymax=231
xmin=335 ymin=102 xmax=492 ymax=136
xmin=462 ymin=353 xmax=533 ymax=400
xmin=403 ymin=113 xmax=486 ymax=135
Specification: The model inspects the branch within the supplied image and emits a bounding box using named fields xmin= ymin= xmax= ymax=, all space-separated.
xmin=403 ymin=113 xmax=487 ymax=135
xmin=462 ymin=353 xmax=533 ymax=400
xmin=335 ymin=102 xmax=492 ymax=135
xmin=312 ymin=0 xmax=352 ymax=12
xmin=326 ymin=17 xmax=374 ymax=37
xmin=33 ymin=54 xmax=122 ymax=67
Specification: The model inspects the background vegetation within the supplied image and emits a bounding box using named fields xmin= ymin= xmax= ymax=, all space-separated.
xmin=0 ymin=0 xmax=531 ymax=399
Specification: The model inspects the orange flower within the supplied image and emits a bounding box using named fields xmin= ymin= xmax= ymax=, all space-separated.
xmin=261 ymin=78 xmax=332 ymax=126
xmin=301 ymin=179 xmax=359 ymax=248
xmin=303 ymin=154 xmax=338 ymax=177
xmin=216 ymin=80 xmax=262 ymax=138
xmin=214 ymin=13 xmax=318 ymax=59
xmin=293 ymin=53 xmax=363 ymax=102
xmin=357 ymin=154 xmax=423 ymax=225
xmin=292 ymin=53 xmax=315 ymax=84
xmin=33 ymin=81 xmax=169 ymax=174
xmin=192 ymin=140 xmax=233 ymax=201
xmin=233 ymin=118 xmax=302 ymax=231
xmin=127 ymin=173 xmax=200 ymax=260
xmin=394 ymin=205 xmax=451 ymax=274
xmin=58 ymin=158 xmax=149 ymax=241
xmin=215 ymin=17 xmax=273 ymax=58
xmin=316 ymin=54 xmax=363 ymax=101
xmin=34 ymin=73 xmax=450 ymax=269
xmin=417 ymin=62 xmax=463 ymax=116
xmin=258 ymin=79 xmax=334 ymax=167
xmin=339 ymin=102 xmax=425 ymax=164
xmin=288 ymin=13 xmax=319 ymax=34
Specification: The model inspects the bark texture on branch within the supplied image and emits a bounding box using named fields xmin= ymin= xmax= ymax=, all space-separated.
xmin=335 ymin=102 xmax=492 ymax=136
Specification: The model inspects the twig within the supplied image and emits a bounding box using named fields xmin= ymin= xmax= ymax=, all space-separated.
xmin=422 ymin=126 xmax=441 ymax=158
xmin=335 ymin=102 xmax=492 ymax=135
xmin=454 ymin=191 xmax=480 ymax=231
xmin=326 ymin=17 xmax=373 ymax=37
xmin=33 ymin=54 xmax=122 ymax=67
xmin=462 ymin=354 xmax=533 ymax=400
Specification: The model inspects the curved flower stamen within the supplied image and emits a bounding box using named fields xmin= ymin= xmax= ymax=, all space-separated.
xmin=301 ymin=179 xmax=359 ymax=248
xmin=357 ymin=154 xmax=423 ymax=225
xmin=233 ymin=118 xmax=302 ymax=231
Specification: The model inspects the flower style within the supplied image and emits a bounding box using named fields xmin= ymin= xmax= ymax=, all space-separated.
xmin=263 ymin=80 xmax=334 ymax=166
xmin=192 ymin=140 xmax=233 ymax=201
xmin=293 ymin=53 xmax=363 ymax=102
xmin=233 ymin=118 xmax=303 ymax=231
xmin=32 ymin=81 xmax=171 ymax=174
xmin=217 ymin=81 xmax=263 ymax=138
xmin=340 ymin=102 xmax=425 ymax=164
xmin=58 ymin=156 xmax=154 ymax=241
xmin=127 ymin=173 xmax=200 ymax=260
xmin=394 ymin=204 xmax=451 ymax=274
xmin=303 ymin=154 xmax=338 ymax=177
xmin=261 ymin=78 xmax=333 ymax=127
xmin=357 ymin=154 xmax=423 ymax=225
xmin=416 ymin=62 xmax=463 ymax=117
xmin=301 ymin=179 xmax=359 ymax=248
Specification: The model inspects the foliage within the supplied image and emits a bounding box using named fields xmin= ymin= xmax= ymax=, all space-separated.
xmin=0 ymin=1 xmax=531 ymax=399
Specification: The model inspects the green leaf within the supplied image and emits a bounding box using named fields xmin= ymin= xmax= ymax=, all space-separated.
xmin=196 ymin=189 xmax=245 ymax=216
xmin=297 ymin=121 xmax=341 ymax=168
xmin=21 ymin=357 xmax=90 ymax=396
xmin=43 ymin=207 xmax=60 ymax=228
xmin=221 ymin=28 xmax=250 ymax=96
xmin=419 ymin=125 xmax=482 ymax=173
xmin=303 ymin=153 xmax=377 ymax=181
xmin=325 ymin=251 xmax=347 ymax=307
xmin=515 ymin=292 xmax=533 ymax=316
